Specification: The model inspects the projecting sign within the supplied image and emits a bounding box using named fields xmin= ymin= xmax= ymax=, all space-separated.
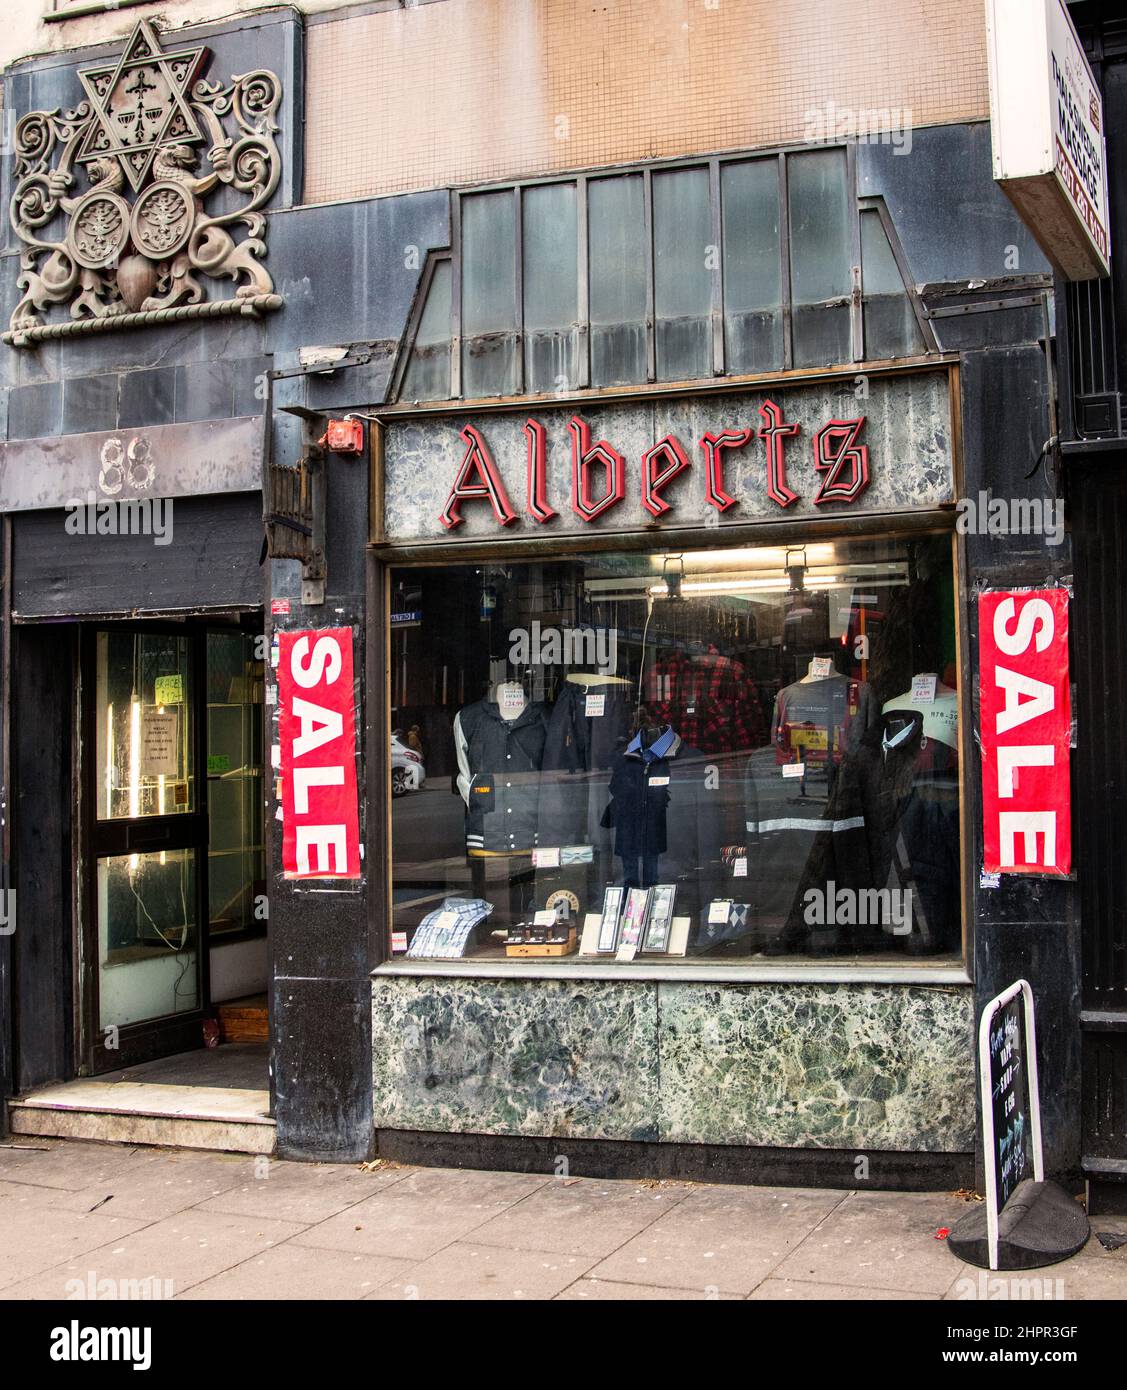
xmin=986 ymin=0 xmax=1110 ymax=278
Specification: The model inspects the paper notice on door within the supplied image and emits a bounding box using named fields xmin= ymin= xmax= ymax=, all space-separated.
xmin=140 ymin=710 xmax=178 ymax=778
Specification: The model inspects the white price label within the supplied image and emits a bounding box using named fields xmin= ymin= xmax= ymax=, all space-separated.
xmin=910 ymin=674 xmax=937 ymax=704
xmin=532 ymin=847 xmax=560 ymax=868
xmin=810 ymin=657 xmax=833 ymax=679
xmin=782 ymin=763 xmax=805 ymax=779
xmin=708 ymin=899 xmax=733 ymax=924
xmin=733 ymin=857 xmax=748 ymax=878
xmin=499 ymin=685 xmax=526 ymax=717
xmin=584 ymin=693 xmax=605 ymax=717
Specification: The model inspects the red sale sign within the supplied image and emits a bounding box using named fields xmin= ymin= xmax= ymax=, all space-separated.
xmin=278 ymin=627 xmax=361 ymax=879
xmin=978 ymin=589 xmax=1071 ymax=876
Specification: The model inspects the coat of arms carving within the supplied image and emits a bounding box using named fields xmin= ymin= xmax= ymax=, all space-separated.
xmin=5 ymin=20 xmax=284 ymax=346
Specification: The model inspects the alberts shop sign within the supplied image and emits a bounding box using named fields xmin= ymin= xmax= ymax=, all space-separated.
xmin=381 ymin=373 xmax=954 ymax=542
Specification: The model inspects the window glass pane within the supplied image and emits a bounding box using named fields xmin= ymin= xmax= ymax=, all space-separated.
xmin=653 ymin=166 xmax=712 ymax=381
xmin=95 ymin=631 xmax=194 ymax=820
xmin=461 ymin=191 xmax=517 ymax=397
xmin=523 ymin=182 xmax=580 ymax=394
xmin=788 ymin=149 xmax=852 ymax=367
xmin=97 ymin=849 xmax=199 ymax=1028
xmin=722 ymin=158 xmax=783 ymax=373
xmin=588 ymin=175 xmax=647 ymax=386
xmin=861 ymin=209 xmax=924 ymax=360
xmin=402 ymin=260 xmax=452 ymax=402
xmin=207 ymin=632 xmax=265 ymax=938
xmin=390 ymin=536 xmax=961 ymax=965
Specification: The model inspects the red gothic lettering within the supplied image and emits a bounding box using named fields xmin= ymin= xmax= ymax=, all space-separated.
xmin=757 ymin=400 xmax=800 ymax=508
xmin=523 ymin=418 xmax=557 ymax=524
xmin=641 ymin=434 xmax=691 ymax=517
xmin=439 ymin=425 xmax=517 ymax=530
xmin=569 ymin=415 xmax=626 ymax=522
xmin=700 ymin=428 xmax=753 ymax=512
xmin=812 ymin=417 xmax=870 ymax=504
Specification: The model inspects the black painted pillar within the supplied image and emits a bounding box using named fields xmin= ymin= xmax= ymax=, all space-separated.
xmin=961 ymin=346 xmax=1083 ymax=1183
xmin=268 ymin=421 xmax=374 ymax=1162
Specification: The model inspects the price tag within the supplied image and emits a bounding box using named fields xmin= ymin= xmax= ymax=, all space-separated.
xmin=708 ymin=899 xmax=733 ymax=924
xmin=499 ymin=685 xmax=526 ymax=718
xmin=911 ymin=674 xmax=938 ymax=704
xmin=782 ymin=763 xmax=805 ymax=779
xmin=616 ymin=940 xmax=638 ymax=962
xmin=533 ymin=909 xmax=557 ymax=927
xmin=810 ymin=657 xmax=833 ymax=679
xmin=154 ymin=674 xmax=183 ymax=705
xmin=584 ymin=693 xmax=605 ymax=717
xmin=733 ymin=857 xmax=748 ymax=878
xmin=648 ymin=775 xmax=670 ymax=787
xmin=434 ymin=911 xmax=458 ymax=930
xmin=532 ymin=847 xmax=560 ymax=868
xmin=391 ymin=932 xmax=408 ymax=952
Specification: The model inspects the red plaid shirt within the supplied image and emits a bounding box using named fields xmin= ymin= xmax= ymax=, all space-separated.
xmin=643 ymin=649 xmax=766 ymax=753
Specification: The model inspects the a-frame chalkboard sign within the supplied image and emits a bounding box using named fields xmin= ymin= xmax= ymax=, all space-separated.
xmin=948 ymin=980 xmax=1090 ymax=1270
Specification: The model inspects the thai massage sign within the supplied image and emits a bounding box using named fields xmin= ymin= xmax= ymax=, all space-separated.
xmin=978 ymin=589 xmax=1072 ymax=876
xmin=278 ymin=628 xmax=361 ymax=880
xmin=381 ymin=373 xmax=955 ymax=543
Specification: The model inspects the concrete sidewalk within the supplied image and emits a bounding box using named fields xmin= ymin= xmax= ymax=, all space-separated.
xmin=0 ymin=1138 xmax=1124 ymax=1300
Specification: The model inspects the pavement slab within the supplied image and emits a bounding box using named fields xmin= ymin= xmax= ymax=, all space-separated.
xmin=586 ymin=1184 xmax=847 ymax=1296
xmin=773 ymin=1189 xmax=977 ymax=1296
xmin=291 ymin=1166 xmax=551 ymax=1261
xmin=367 ymin=1241 xmax=599 ymax=1300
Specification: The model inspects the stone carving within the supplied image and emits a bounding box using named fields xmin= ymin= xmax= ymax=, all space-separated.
xmin=5 ymin=20 xmax=284 ymax=345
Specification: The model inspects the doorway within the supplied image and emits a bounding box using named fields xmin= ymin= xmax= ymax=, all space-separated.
xmin=80 ymin=620 xmax=266 ymax=1074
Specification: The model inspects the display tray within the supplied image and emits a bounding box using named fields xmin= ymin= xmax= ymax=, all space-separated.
xmin=504 ymin=929 xmax=578 ymax=958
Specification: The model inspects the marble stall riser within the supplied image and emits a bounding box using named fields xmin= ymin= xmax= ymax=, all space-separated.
xmin=371 ymin=978 xmax=975 ymax=1152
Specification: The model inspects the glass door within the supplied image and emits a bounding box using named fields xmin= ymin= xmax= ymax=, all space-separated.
xmin=84 ymin=627 xmax=209 ymax=1071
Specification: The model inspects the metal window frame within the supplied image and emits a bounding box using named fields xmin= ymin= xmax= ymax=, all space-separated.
xmin=387 ymin=247 xmax=453 ymax=405
xmin=857 ymin=194 xmax=939 ymax=354
xmin=395 ymin=142 xmax=935 ymax=406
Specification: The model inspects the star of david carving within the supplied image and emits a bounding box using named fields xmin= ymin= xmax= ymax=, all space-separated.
xmin=76 ymin=20 xmax=210 ymax=193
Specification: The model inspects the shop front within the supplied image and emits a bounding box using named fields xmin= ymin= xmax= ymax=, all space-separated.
xmin=1 ymin=416 xmax=269 ymax=1116
xmin=368 ymin=362 xmax=977 ymax=1183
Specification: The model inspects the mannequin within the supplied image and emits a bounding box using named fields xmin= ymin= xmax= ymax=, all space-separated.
xmin=453 ymin=679 xmax=547 ymax=856
xmin=882 ymin=674 xmax=958 ymax=753
xmin=771 ymin=660 xmax=872 ymax=766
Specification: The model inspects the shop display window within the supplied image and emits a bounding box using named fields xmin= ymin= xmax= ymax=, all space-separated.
xmin=389 ymin=534 xmax=963 ymax=966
